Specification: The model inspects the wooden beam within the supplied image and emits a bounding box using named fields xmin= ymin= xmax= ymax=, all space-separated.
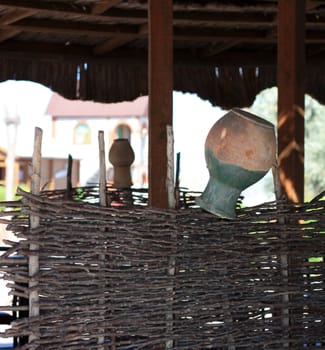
xmin=0 ymin=4 xmax=323 ymax=45
xmin=2 ymin=19 xmax=141 ymax=38
xmin=91 ymin=0 xmax=123 ymax=15
xmin=88 ymin=0 xmax=133 ymax=61
xmin=1 ymin=14 xmax=325 ymax=44
xmin=105 ymin=8 xmax=276 ymax=26
xmin=0 ymin=0 xmax=89 ymax=15
xmin=0 ymin=0 xmax=278 ymax=22
xmin=0 ymin=1 xmax=146 ymax=24
xmin=277 ymin=0 xmax=305 ymax=203
xmin=0 ymin=8 xmax=36 ymax=25
xmin=0 ymin=0 xmax=146 ymax=26
xmin=0 ymin=8 xmax=36 ymax=42
xmin=173 ymin=27 xmax=273 ymax=42
xmin=148 ymin=0 xmax=173 ymax=209
xmin=1 ymin=16 xmax=271 ymax=42
xmin=92 ymin=22 xmax=147 ymax=55
xmin=0 ymin=28 xmax=20 ymax=41
xmin=306 ymin=0 xmax=321 ymax=11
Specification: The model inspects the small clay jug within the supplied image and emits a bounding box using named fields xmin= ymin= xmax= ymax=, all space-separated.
xmin=196 ymin=108 xmax=276 ymax=219
xmin=109 ymin=138 xmax=135 ymax=188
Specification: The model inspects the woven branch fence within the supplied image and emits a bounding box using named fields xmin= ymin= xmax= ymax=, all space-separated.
xmin=0 ymin=188 xmax=324 ymax=349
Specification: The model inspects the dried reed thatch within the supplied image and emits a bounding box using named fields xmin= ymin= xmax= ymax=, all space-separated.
xmin=2 ymin=53 xmax=325 ymax=109
xmin=0 ymin=187 xmax=324 ymax=349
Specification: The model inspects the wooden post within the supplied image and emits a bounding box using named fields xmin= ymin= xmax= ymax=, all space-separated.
xmin=29 ymin=127 xmax=42 ymax=348
xmin=277 ymin=4 xmax=305 ymax=342
xmin=148 ymin=0 xmax=173 ymax=208
xmin=98 ymin=131 xmax=110 ymax=206
xmin=148 ymin=4 xmax=175 ymax=346
xmin=277 ymin=0 xmax=305 ymax=203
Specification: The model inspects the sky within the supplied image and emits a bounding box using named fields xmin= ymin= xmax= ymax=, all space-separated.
xmin=0 ymin=80 xmax=274 ymax=206
xmin=0 ymin=80 xmax=53 ymax=156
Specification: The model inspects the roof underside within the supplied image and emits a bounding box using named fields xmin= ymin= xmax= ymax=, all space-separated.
xmin=1 ymin=0 xmax=325 ymax=108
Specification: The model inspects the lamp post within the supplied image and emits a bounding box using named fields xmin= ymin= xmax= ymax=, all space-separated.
xmin=4 ymin=106 xmax=20 ymax=201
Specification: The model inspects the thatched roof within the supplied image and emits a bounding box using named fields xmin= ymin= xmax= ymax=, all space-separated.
xmin=1 ymin=1 xmax=325 ymax=108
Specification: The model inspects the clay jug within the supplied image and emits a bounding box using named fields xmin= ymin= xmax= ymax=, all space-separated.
xmin=196 ymin=108 xmax=276 ymax=219
xmin=109 ymin=138 xmax=135 ymax=188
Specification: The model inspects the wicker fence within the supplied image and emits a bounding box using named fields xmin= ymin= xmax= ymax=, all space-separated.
xmin=0 ymin=188 xmax=324 ymax=349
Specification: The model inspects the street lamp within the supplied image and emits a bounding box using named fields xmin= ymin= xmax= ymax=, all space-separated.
xmin=4 ymin=106 xmax=20 ymax=201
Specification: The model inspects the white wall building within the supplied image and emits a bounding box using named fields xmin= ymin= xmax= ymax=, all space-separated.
xmin=46 ymin=92 xmax=149 ymax=188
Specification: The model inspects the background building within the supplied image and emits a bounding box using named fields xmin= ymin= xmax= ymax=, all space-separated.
xmin=0 ymin=81 xmax=149 ymax=195
xmin=46 ymin=92 xmax=149 ymax=188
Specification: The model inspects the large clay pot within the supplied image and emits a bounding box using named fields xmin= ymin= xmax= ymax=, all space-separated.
xmin=196 ymin=108 xmax=276 ymax=219
xmin=109 ymin=138 xmax=135 ymax=188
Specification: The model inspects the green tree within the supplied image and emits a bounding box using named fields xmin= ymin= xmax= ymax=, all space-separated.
xmin=247 ymin=87 xmax=325 ymax=200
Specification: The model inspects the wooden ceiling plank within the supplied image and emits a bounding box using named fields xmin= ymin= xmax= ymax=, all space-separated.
xmin=2 ymin=17 xmax=278 ymax=42
xmin=0 ymin=28 xmax=20 ymax=41
xmin=105 ymin=7 xmax=276 ymax=26
xmin=174 ymin=27 xmax=273 ymax=42
xmin=91 ymin=0 xmax=123 ymax=15
xmin=0 ymin=0 xmax=279 ymax=26
xmin=3 ymin=0 xmax=323 ymax=33
xmin=0 ymin=8 xmax=35 ymax=42
xmin=2 ymin=19 xmax=141 ymax=38
xmin=0 ymin=0 xmax=142 ymax=23
xmin=0 ymin=8 xmax=36 ymax=25
xmin=1 ymin=9 xmax=324 ymax=51
xmin=173 ymin=9 xmax=275 ymax=25
xmin=0 ymin=0 xmax=88 ymax=15
xmin=306 ymin=0 xmax=321 ymax=10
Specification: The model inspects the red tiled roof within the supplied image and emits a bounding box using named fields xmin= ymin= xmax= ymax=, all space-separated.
xmin=46 ymin=93 xmax=148 ymax=118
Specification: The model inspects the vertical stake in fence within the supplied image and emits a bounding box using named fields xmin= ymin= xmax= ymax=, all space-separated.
xmin=174 ymin=152 xmax=181 ymax=209
xmin=166 ymin=125 xmax=176 ymax=210
xmin=272 ymin=159 xmax=282 ymax=202
xmin=98 ymin=131 xmax=110 ymax=207
xmin=98 ymin=131 xmax=109 ymax=349
xmin=272 ymin=159 xmax=289 ymax=347
xmin=29 ymin=127 xmax=42 ymax=348
xmin=65 ymin=154 xmax=73 ymax=200
xmin=166 ymin=125 xmax=175 ymax=349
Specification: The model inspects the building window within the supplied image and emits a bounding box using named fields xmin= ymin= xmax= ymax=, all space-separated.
xmin=74 ymin=122 xmax=91 ymax=144
xmin=116 ymin=124 xmax=131 ymax=140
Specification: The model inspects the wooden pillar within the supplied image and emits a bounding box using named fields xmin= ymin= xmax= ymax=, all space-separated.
xmin=148 ymin=0 xmax=173 ymax=208
xmin=277 ymin=0 xmax=305 ymax=203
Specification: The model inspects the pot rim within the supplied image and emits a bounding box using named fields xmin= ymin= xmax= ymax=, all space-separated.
xmin=232 ymin=108 xmax=274 ymax=129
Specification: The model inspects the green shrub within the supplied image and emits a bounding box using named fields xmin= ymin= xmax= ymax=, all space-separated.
xmin=0 ymin=185 xmax=5 ymax=202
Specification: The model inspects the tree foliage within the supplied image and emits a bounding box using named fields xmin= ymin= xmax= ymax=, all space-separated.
xmin=247 ymin=87 xmax=325 ymax=200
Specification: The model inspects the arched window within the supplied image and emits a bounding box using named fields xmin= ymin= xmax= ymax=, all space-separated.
xmin=74 ymin=122 xmax=91 ymax=144
xmin=116 ymin=124 xmax=131 ymax=140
